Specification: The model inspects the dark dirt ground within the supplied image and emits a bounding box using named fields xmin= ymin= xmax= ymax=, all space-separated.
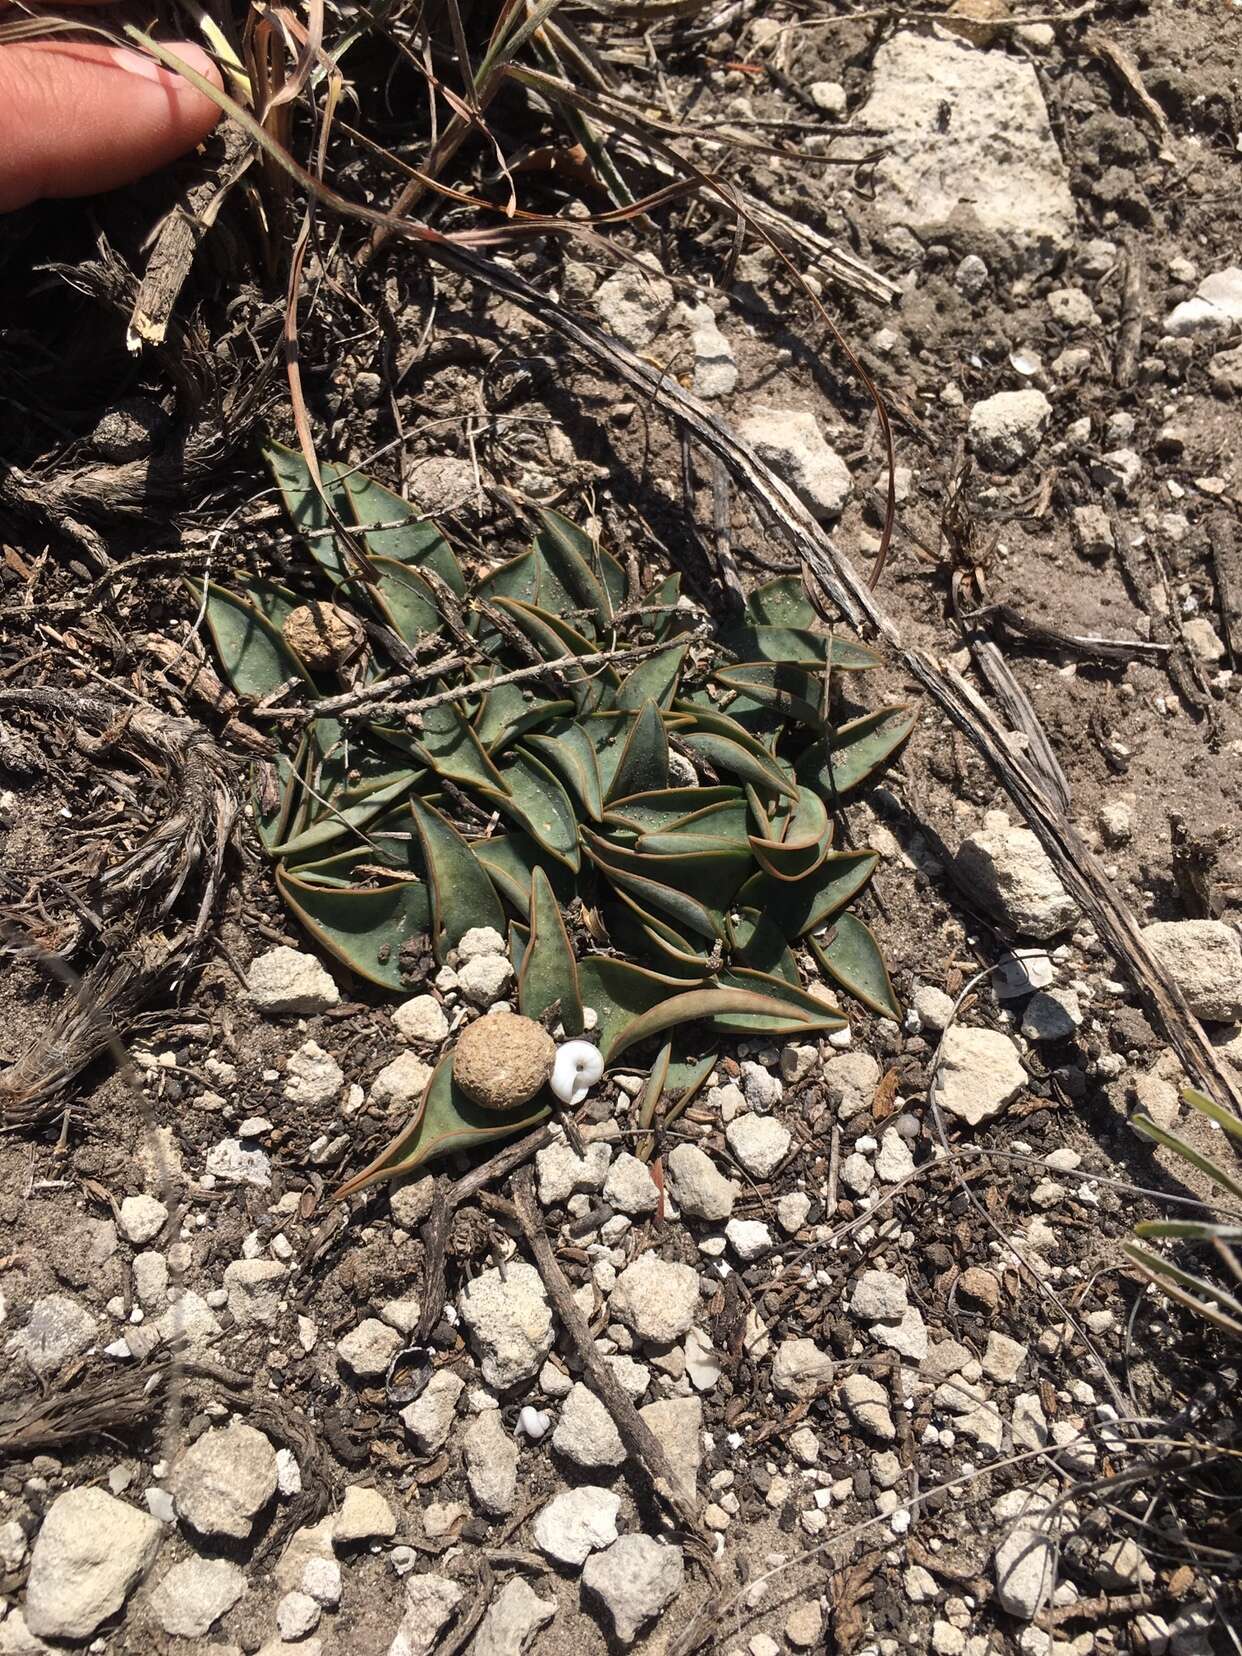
xmin=2 ymin=2 xmax=1242 ymax=1654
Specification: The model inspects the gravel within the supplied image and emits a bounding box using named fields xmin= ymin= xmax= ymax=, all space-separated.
xmin=932 ymin=1026 xmax=1027 ymax=1126
xmin=609 ymin=1254 xmax=701 ymax=1344
xmin=725 ymin=1113 xmax=791 ymax=1178
xmin=458 ymin=1261 xmax=555 ymax=1389
xmin=532 ymin=1486 xmax=622 ymax=1566
xmin=246 ymin=945 xmax=340 ymax=1014
xmin=169 ymin=1423 xmax=278 ymax=1542
xmin=582 ymin=1536 xmax=684 ymax=1647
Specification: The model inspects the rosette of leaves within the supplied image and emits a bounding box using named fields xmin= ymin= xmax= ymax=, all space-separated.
xmin=1124 ymin=1087 xmax=1242 ymax=1338
xmin=203 ymin=443 xmax=915 ymax=1190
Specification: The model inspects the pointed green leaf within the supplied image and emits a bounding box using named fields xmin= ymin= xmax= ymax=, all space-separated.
xmin=748 ymin=785 xmax=831 ymax=882
xmin=726 ymin=908 xmax=800 ymax=983
xmin=1122 ymin=1243 xmax=1242 ymax=1335
xmin=605 ymin=987 xmax=829 ymax=1064
xmin=715 ymin=661 xmax=827 ymax=730
xmin=607 ymin=699 xmax=669 ymax=802
xmin=271 ymin=771 xmax=418 ymax=858
xmin=367 ymin=555 xmax=442 ymax=644
xmin=603 ymin=786 xmax=744 ymax=834
xmin=276 ymin=859 xmax=430 ymax=990
xmin=607 ymin=898 xmax=715 ymax=973
xmin=474 ymin=679 xmax=572 ymax=754
xmin=616 ymin=645 xmax=687 ymax=712
xmin=711 ymin=965 xmax=849 ymax=1034
xmin=797 ymin=705 xmax=918 ymax=801
xmin=409 ymin=796 xmax=506 ymax=961
xmin=534 ymin=506 xmax=626 ymax=623
xmin=575 ymin=956 xmax=703 ymax=1060
xmin=527 ymin=723 xmax=604 ymax=821
xmin=477 ymin=550 xmax=541 ymax=609
xmin=491 ymin=596 xmax=617 ymax=712
xmin=413 ymin=700 xmax=508 ymax=795
xmin=470 ymin=832 xmax=576 ymax=916
xmin=254 ymin=744 xmax=304 ymax=856
xmin=263 ymin=440 xmax=355 ymax=581
xmin=1130 ymin=1114 xmax=1242 ymax=1203
xmin=343 ymin=469 xmax=466 ymax=595
xmin=583 ymin=829 xmax=751 ymax=917
xmin=737 ymin=848 xmax=880 ymax=938
xmin=679 ymin=731 xmax=796 ymax=800
xmin=745 ymin=574 xmax=818 ymax=630
xmin=722 ymin=625 xmax=882 ymax=670
xmin=333 ymin=1054 xmax=551 ymax=1200
xmin=519 ymin=868 xmax=584 ymax=1034
xmin=200 ymin=582 xmax=313 ymax=699
xmin=487 ymin=748 xmax=581 ymax=871
xmin=809 ymin=911 xmax=900 ymax=1020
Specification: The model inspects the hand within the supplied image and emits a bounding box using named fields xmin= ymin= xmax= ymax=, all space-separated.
xmin=0 ymin=26 xmax=223 ymax=213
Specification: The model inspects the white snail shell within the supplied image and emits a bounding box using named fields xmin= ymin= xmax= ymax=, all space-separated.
xmin=550 ymin=1040 xmax=604 ymax=1105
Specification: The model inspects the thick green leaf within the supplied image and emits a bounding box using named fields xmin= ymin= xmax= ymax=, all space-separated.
xmin=368 ymin=555 xmax=443 ymax=644
xmin=414 ymin=700 xmax=508 ymax=795
xmin=276 ymin=859 xmax=430 ymax=990
xmin=721 ymin=625 xmax=883 ymax=670
xmin=748 ymin=785 xmax=831 ymax=883
xmin=491 ymin=596 xmax=616 ymax=712
xmin=334 ymin=1055 xmax=551 ymax=1200
xmin=605 ymin=986 xmax=827 ymax=1064
xmin=810 ymin=911 xmax=900 ymax=1020
xmin=477 ymin=550 xmax=541 ymax=609
xmin=1130 ymin=1114 xmax=1242 ymax=1203
xmin=575 ymin=956 xmax=702 ymax=1060
xmin=271 ymin=771 xmax=417 ymax=859
xmin=474 ymin=679 xmax=572 ymax=754
xmin=616 ymin=646 xmax=687 ymax=712
xmin=711 ymin=965 xmax=848 ymax=1034
xmin=604 ymin=786 xmax=744 ymax=834
xmin=527 ymin=723 xmax=604 ymax=821
xmin=263 ymin=441 xmax=357 ymax=581
xmin=746 ymin=574 xmax=817 ymax=630
xmin=409 ymin=796 xmax=506 ymax=961
xmin=487 ymin=748 xmax=581 ymax=870
xmin=519 ymin=868 xmax=584 ymax=1034
xmin=584 ymin=829 xmax=751 ymax=917
xmin=470 ymin=832 xmax=575 ymax=915
xmin=608 ymin=899 xmax=715 ymax=973
xmin=343 ymin=470 xmax=466 ymax=595
xmin=645 ymin=572 xmax=686 ymax=642
xmin=737 ymin=848 xmax=880 ymax=938
xmin=535 ymin=506 xmax=626 ymax=623
xmin=607 ymin=699 xmax=669 ymax=802
xmin=726 ymin=908 xmax=800 ymax=983
xmin=675 ymin=706 xmax=798 ymax=799
xmin=590 ymin=849 xmax=720 ymax=940
xmin=715 ymin=661 xmax=827 ymax=730
xmin=201 ymin=582 xmax=313 ymax=699
xmin=254 ymin=744 xmax=304 ymax=856
xmin=797 ymin=705 xmax=918 ymax=800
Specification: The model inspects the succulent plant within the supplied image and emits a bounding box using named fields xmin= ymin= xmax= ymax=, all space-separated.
xmin=202 ymin=443 xmax=915 ymax=1191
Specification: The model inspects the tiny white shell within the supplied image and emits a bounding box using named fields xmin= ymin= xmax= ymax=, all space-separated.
xmin=517 ymin=1405 xmax=551 ymax=1441
xmin=550 ymin=1040 xmax=605 ymax=1105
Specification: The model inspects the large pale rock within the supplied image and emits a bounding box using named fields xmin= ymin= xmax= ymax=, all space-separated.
xmin=532 ymin=1487 xmax=621 ymax=1567
xmin=169 ymin=1423 xmax=278 ymax=1541
xmin=956 ymin=814 xmax=1077 ymax=937
xmin=993 ymin=1487 xmax=1057 ymax=1620
xmin=247 ymin=946 xmax=339 ymax=1015
xmin=594 ymin=255 xmax=674 ymax=350
xmin=148 ymin=1558 xmax=246 ymax=1638
xmin=388 ymin=1574 xmax=463 ymax=1656
xmin=1164 ymin=267 xmax=1242 ymax=337
xmin=5 ymin=1295 xmax=97 ymax=1375
xmin=1141 ymin=920 xmax=1242 ymax=1023
xmin=639 ymin=1396 xmax=703 ymax=1503
xmin=610 ymin=1254 xmax=700 ymax=1344
xmin=25 ymin=1488 xmax=164 ymax=1640
xmin=968 ymin=390 xmax=1053 ymax=471
xmin=472 ymin=1577 xmax=556 ymax=1656
xmin=933 ymin=1027 xmax=1026 ymax=1126
xmin=400 ymin=1369 xmax=463 ymax=1455
xmin=458 ymin=1261 xmax=554 ymax=1389
xmin=462 ymin=1409 xmax=519 ymax=1515
xmin=736 ymin=409 xmax=851 ymax=520
xmin=583 ymin=1536 xmax=684 ymax=1647
xmin=771 ymin=1337 xmax=833 ymax=1399
xmin=552 ymin=1382 xmax=625 ymax=1469
xmin=665 ymin=1143 xmax=735 ymax=1221
xmin=852 ymin=31 xmax=1075 ymax=270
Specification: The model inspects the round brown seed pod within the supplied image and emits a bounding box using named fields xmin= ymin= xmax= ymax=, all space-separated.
xmin=452 ymin=1012 xmax=556 ymax=1112
xmin=282 ymin=602 xmax=364 ymax=672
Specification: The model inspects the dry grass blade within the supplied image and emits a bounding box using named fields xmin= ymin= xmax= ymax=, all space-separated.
xmin=0 ymin=688 xmax=237 ymax=1128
